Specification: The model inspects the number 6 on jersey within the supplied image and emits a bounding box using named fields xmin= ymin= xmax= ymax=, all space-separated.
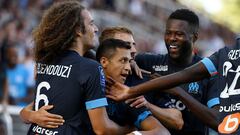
xmin=35 ymin=81 xmax=50 ymax=111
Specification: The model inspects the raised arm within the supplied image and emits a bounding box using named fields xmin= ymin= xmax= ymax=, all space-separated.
xmin=106 ymin=62 xmax=210 ymax=101
xmin=131 ymin=62 xmax=209 ymax=96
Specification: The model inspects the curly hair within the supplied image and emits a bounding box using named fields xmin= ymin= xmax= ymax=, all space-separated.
xmin=33 ymin=1 xmax=86 ymax=63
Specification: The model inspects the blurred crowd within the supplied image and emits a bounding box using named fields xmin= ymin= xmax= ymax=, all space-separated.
xmin=0 ymin=0 xmax=237 ymax=107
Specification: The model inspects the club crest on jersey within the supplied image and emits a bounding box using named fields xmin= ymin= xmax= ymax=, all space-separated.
xmin=98 ymin=66 xmax=106 ymax=91
xmin=188 ymin=82 xmax=199 ymax=94
xmin=152 ymin=65 xmax=168 ymax=72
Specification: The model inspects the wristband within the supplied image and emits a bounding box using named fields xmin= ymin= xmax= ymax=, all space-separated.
xmin=132 ymin=131 xmax=142 ymax=135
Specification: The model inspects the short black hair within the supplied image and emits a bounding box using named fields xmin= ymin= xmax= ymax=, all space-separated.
xmin=168 ymin=9 xmax=199 ymax=33
xmin=96 ymin=38 xmax=131 ymax=62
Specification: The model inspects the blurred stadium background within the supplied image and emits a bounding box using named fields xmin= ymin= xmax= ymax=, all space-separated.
xmin=0 ymin=0 xmax=239 ymax=135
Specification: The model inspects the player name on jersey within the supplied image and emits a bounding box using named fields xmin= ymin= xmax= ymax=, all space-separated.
xmin=228 ymin=49 xmax=240 ymax=60
xmin=36 ymin=63 xmax=72 ymax=78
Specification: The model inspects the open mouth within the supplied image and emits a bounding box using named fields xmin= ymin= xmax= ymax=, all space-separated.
xmin=120 ymin=74 xmax=128 ymax=81
xmin=169 ymin=44 xmax=179 ymax=49
xmin=169 ymin=44 xmax=180 ymax=53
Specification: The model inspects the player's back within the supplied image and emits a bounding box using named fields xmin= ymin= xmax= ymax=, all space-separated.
xmin=28 ymin=50 xmax=107 ymax=135
xmin=207 ymin=44 xmax=240 ymax=135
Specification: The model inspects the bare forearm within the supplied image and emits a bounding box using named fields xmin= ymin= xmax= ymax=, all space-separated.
xmin=148 ymin=103 xmax=183 ymax=130
xmin=139 ymin=116 xmax=170 ymax=135
xmin=173 ymin=87 xmax=219 ymax=130
xmin=95 ymin=120 xmax=133 ymax=135
xmin=131 ymin=62 xmax=209 ymax=97
xmin=89 ymin=108 xmax=134 ymax=135
xmin=20 ymin=102 xmax=34 ymax=124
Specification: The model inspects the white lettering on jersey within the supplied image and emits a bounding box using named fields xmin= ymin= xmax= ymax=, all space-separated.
xmin=219 ymin=103 xmax=240 ymax=112
xmin=228 ymin=49 xmax=240 ymax=60
xmin=32 ymin=125 xmax=58 ymax=135
xmin=220 ymin=61 xmax=240 ymax=98
xmin=35 ymin=82 xmax=50 ymax=111
xmin=37 ymin=63 xmax=72 ymax=78
xmin=171 ymin=99 xmax=186 ymax=111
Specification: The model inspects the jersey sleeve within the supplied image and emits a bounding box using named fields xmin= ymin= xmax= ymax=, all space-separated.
xmin=201 ymin=51 xmax=219 ymax=77
xmin=201 ymin=51 xmax=222 ymax=108
xmin=84 ymin=65 xmax=108 ymax=110
xmin=125 ymin=103 xmax=152 ymax=129
xmin=203 ymin=77 xmax=220 ymax=108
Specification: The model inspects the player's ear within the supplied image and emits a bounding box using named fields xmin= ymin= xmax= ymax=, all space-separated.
xmin=192 ymin=32 xmax=198 ymax=43
xmin=100 ymin=57 xmax=109 ymax=69
xmin=75 ymin=27 xmax=83 ymax=37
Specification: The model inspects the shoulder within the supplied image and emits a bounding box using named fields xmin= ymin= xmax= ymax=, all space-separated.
xmin=135 ymin=53 xmax=166 ymax=65
xmin=193 ymin=54 xmax=203 ymax=62
xmin=79 ymin=58 xmax=101 ymax=71
xmin=136 ymin=52 xmax=165 ymax=59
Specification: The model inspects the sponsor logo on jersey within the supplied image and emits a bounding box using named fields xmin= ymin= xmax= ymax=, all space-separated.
xmin=188 ymin=82 xmax=199 ymax=94
xmin=171 ymin=99 xmax=186 ymax=111
xmin=218 ymin=112 xmax=240 ymax=134
xmin=32 ymin=125 xmax=58 ymax=135
xmin=219 ymin=103 xmax=240 ymax=113
xmin=152 ymin=65 xmax=168 ymax=72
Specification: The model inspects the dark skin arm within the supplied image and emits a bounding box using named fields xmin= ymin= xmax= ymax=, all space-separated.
xmin=167 ymin=87 xmax=219 ymax=131
xmin=107 ymin=62 xmax=219 ymax=130
xmin=149 ymin=71 xmax=219 ymax=130
xmin=106 ymin=61 xmax=210 ymax=101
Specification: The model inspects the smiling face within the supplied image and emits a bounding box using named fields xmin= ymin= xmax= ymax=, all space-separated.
xmin=102 ymin=48 xmax=131 ymax=84
xmin=164 ymin=19 xmax=194 ymax=61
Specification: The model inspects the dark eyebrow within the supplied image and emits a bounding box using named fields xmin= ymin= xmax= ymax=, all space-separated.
xmin=126 ymin=41 xmax=136 ymax=46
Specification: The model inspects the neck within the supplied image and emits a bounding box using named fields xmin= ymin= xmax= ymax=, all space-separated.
xmin=170 ymin=51 xmax=194 ymax=66
xmin=69 ymin=38 xmax=85 ymax=56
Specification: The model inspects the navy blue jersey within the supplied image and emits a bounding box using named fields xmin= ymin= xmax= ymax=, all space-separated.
xmin=28 ymin=50 xmax=108 ymax=135
xmin=202 ymin=45 xmax=240 ymax=135
xmin=107 ymin=98 xmax=151 ymax=129
xmin=136 ymin=53 xmax=219 ymax=135
xmin=125 ymin=72 xmax=173 ymax=108
xmin=106 ymin=72 xmax=152 ymax=129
